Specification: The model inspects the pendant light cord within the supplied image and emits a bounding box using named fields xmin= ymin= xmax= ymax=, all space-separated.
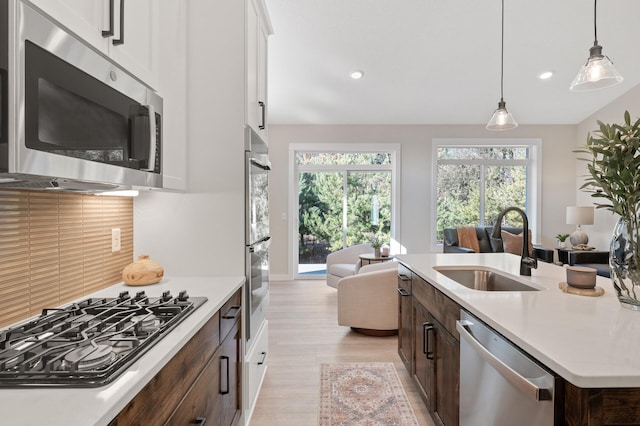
xmin=593 ymin=0 xmax=598 ymax=44
xmin=500 ymin=0 xmax=505 ymax=101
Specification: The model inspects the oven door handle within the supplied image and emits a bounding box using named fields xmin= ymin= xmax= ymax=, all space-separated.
xmin=250 ymin=158 xmax=271 ymax=171
xmin=456 ymin=320 xmax=552 ymax=401
xmin=139 ymin=104 xmax=156 ymax=171
xmin=249 ymin=236 xmax=271 ymax=250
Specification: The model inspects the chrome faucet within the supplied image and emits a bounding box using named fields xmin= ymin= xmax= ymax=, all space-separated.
xmin=491 ymin=206 xmax=538 ymax=276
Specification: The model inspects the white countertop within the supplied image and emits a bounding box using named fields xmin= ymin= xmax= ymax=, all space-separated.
xmin=396 ymin=253 xmax=640 ymax=389
xmin=0 ymin=276 xmax=244 ymax=426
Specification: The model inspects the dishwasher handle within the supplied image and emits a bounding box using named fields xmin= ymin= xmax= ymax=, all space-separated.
xmin=456 ymin=320 xmax=552 ymax=401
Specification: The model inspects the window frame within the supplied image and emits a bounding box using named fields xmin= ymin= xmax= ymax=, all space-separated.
xmin=430 ymin=138 xmax=542 ymax=252
xmin=289 ymin=143 xmax=401 ymax=279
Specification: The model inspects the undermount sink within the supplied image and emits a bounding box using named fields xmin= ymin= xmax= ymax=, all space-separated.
xmin=434 ymin=266 xmax=540 ymax=291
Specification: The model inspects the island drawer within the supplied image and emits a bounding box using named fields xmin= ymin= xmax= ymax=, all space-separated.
xmin=412 ymin=274 xmax=460 ymax=339
xmin=220 ymin=288 xmax=242 ymax=343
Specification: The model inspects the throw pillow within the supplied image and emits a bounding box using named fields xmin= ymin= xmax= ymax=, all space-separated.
xmin=501 ymin=230 xmax=534 ymax=256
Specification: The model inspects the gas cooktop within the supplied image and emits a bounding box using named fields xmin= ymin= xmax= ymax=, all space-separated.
xmin=0 ymin=290 xmax=207 ymax=387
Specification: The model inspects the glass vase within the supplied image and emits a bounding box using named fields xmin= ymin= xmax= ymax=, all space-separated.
xmin=610 ymin=216 xmax=640 ymax=310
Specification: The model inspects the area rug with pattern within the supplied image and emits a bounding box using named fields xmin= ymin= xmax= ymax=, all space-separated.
xmin=319 ymin=362 xmax=419 ymax=426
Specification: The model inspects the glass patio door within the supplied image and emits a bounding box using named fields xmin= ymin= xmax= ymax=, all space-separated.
xmin=296 ymin=166 xmax=392 ymax=277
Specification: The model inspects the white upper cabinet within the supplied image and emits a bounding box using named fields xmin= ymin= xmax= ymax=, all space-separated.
xmin=246 ymin=0 xmax=272 ymax=141
xmin=156 ymin=0 xmax=187 ymax=191
xmin=28 ymin=0 xmax=160 ymax=90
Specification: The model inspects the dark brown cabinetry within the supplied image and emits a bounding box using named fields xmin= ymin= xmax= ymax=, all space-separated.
xmin=110 ymin=288 xmax=242 ymax=426
xmin=411 ymin=273 xmax=459 ymax=426
xmin=400 ymin=263 xmax=640 ymax=426
xmin=397 ymin=263 xmax=413 ymax=372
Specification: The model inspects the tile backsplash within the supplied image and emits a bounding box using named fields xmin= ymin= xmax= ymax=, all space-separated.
xmin=0 ymin=190 xmax=133 ymax=328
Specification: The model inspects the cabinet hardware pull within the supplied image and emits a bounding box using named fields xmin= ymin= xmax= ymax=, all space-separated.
xmin=398 ymin=274 xmax=411 ymax=281
xmin=102 ymin=0 xmax=114 ymax=37
xmin=222 ymin=306 xmax=241 ymax=320
xmin=423 ymin=322 xmax=435 ymax=360
xmin=112 ymin=0 xmax=125 ymax=45
xmin=397 ymin=288 xmax=411 ymax=297
xmin=220 ymin=356 xmax=230 ymax=395
xmin=257 ymin=351 xmax=267 ymax=365
xmin=258 ymin=101 xmax=266 ymax=130
xmin=193 ymin=416 xmax=207 ymax=425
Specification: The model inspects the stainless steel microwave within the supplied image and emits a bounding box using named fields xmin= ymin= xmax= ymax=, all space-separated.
xmin=0 ymin=1 xmax=163 ymax=191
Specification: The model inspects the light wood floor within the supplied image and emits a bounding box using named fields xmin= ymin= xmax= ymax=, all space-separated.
xmin=249 ymin=280 xmax=434 ymax=426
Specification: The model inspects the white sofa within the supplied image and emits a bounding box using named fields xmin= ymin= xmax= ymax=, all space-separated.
xmin=337 ymin=261 xmax=398 ymax=335
xmin=325 ymin=243 xmax=372 ymax=288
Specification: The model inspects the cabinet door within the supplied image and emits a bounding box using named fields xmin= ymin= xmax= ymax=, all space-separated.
xmin=165 ymin=347 xmax=223 ymax=426
xmin=246 ymin=0 xmax=270 ymax=140
xmin=220 ymin=322 xmax=241 ymax=426
xmin=256 ymin=21 xmax=268 ymax=139
xmin=156 ymin=0 xmax=187 ymax=190
xmin=246 ymin=0 xmax=260 ymax=133
xmin=397 ymin=264 xmax=412 ymax=372
xmin=108 ymin=0 xmax=159 ymax=90
xmin=433 ymin=318 xmax=460 ymax=426
xmin=28 ymin=0 xmax=109 ymax=52
xmin=413 ymin=302 xmax=435 ymax=411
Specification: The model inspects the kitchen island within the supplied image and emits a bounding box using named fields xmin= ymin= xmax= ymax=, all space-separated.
xmin=0 ymin=276 xmax=244 ymax=426
xmin=397 ymin=253 xmax=640 ymax=425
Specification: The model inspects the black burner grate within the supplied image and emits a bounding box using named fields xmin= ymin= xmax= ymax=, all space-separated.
xmin=0 ymin=290 xmax=206 ymax=387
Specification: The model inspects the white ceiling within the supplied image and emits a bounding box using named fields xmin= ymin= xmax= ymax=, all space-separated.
xmin=265 ymin=0 xmax=640 ymax=126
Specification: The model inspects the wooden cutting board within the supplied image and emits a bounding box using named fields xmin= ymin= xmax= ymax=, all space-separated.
xmin=558 ymin=282 xmax=604 ymax=297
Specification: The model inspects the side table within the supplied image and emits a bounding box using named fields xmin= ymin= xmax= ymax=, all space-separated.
xmin=556 ymin=248 xmax=609 ymax=266
xmin=359 ymin=253 xmax=395 ymax=265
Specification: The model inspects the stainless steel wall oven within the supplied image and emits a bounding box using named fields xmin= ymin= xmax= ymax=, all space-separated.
xmin=245 ymin=127 xmax=270 ymax=347
xmin=0 ymin=1 xmax=163 ymax=191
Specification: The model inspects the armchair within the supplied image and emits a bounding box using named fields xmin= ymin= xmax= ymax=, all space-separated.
xmin=337 ymin=265 xmax=398 ymax=336
xmin=325 ymin=243 xmax=372 ymax=288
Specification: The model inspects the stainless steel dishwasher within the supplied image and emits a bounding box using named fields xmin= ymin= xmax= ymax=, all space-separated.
xmin=456 ymin=310 xmax=556 ymax=426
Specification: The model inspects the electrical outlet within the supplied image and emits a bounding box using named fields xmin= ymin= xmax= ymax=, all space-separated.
xmin=111 ymin=228 xmax=121 ymax=252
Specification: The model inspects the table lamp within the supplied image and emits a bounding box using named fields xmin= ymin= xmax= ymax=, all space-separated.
xmin=566 ymin=206 xmax=594 ymax=247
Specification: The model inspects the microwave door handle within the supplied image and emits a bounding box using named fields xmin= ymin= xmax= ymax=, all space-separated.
xmin=139 ymin=104 xmax=156 ymax=171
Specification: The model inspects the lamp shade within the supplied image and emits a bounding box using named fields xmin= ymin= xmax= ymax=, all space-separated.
xmin=569 ymin=46 xmax=623 ymax=91
xmin=486 ymin=101 xmax=518 ymax=131
xmin=566 ymin=206 xmax=594 ymax=225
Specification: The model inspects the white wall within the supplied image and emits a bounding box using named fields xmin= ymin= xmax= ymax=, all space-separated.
xmin=268 ymin=123 xmax=577 ymax=278
xmin=575 ymin=83 xmax=640 ymax=250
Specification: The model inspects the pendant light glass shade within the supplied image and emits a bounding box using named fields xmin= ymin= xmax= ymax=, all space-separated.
xmin=570 ymin=0 xmax=623 ymax=91
xmin=570 ymin=44 xmax=623 ymax=91
xmin=486 ymin=0 xmax=517 ymax=131
xmin=486 ymin=100 xmax=518 ymax=131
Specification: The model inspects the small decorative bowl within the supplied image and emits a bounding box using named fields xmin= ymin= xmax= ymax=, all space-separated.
xmin=566 ymin=265 xmax=597 ymax=289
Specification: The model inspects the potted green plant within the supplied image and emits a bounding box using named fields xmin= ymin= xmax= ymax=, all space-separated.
xmin=369 ymin=234 xmax=384 ymax=257
xmin=575 ymin=111 xmax=640 ymax=310
xmin=556 ymin=233 xmax=570 ymax=249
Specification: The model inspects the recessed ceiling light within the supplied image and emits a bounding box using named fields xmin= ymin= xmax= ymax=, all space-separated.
xmin=538 ymin=71 xmax=553 ymax=80
xmin=350 ymin=70 xmax=364 ymax=80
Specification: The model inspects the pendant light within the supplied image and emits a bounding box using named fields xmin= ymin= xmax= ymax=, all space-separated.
xmin=570 ymin=0 xmax=623 ymax=91
xmin=487 ymin=0 xmax=517 ymax=131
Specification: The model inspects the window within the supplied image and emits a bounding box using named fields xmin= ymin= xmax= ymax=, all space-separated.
xmin=432 ymin=139 xmax=541 ymax=245
xmin=290 ymin=144 xmax=400 ymax=278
